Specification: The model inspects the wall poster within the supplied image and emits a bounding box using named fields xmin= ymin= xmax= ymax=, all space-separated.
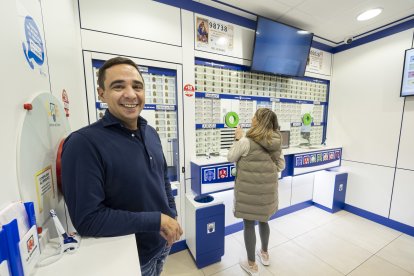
xmin=195 ymin=15 xmax=234 ymax=55
xmin=307 ymin=48 xmax=324 ymax=72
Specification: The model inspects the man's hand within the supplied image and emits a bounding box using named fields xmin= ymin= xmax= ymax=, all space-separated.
xmin=160 ymin=214 xmax=183 ymax=246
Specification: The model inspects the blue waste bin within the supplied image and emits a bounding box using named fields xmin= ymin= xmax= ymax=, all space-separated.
xmin=185 ymin=194 xmax=225 ymax=268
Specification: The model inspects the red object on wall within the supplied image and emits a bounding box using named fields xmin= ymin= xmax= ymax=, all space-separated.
xmin=62 ymin=89 xmax=70 ymax=117
xmin=23 ymin=103 xmax=33 ymax=110
xmin=184 ymin=84 xmax=195 ymax=97
xmin=56 ymin=138 xmax=65 ymax=194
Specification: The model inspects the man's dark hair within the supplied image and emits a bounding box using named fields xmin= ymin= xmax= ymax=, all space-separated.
xmin=97 ymin=57 xmax=142 ymax=89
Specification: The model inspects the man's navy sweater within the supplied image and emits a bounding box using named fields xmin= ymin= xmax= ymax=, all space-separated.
xmin=61 ymin=111 xmax=177 ymax=265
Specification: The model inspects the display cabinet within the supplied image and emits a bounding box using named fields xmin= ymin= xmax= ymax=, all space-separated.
xmin=193 ymin=58 xmax=329 ymax=156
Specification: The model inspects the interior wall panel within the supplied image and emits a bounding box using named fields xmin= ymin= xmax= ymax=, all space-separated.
xmin=389 ymin=169 xmax=414 ymax=227
xmin=397 ymin=97 xmax=414 ymax=170
xmin=342 ymin=160 xmax=395 ymax=217
xmin=1 ymin=0 xmax=51 ymax=207
xmin=291 ymin=173 xmax=314 ymax=205
xmin=81 ymin=29 xmax=182 ymax=65
xmin=42 ymin=0 xmax=88 ymax=131
xmin=79 ymin=0 xmax=182 ymax=46
xmin=328 ymin=30 xmax=412 ymax=167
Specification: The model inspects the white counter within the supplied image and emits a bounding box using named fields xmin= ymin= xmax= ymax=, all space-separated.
xmin=283 ymin=145 xmax=342 ymax=155
xmin=33 ymin=235 xmax=140 ymax=276
xmin=190 ymin=155 xmax=229 ymax=166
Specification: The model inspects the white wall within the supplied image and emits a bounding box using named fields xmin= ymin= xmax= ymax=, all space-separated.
xmin=390 ymin=169 xmax=414 ymax=226
xmin=341 ymin=160 xmax=395 ymax=217
xmin=0 ymin=0 xmax=87 ymax=233
xmin=397 ymin=98 xmax=414 ymax=170
xmin=1 ymin=0 xmax=51 ymax=208
xmin=329 ymin=30 xmax=410 ymax=166
xmin=182 ymin=10 xmax=197 ymax=194
xmin=329 ymin=29 xmax=414 ymax=226
xmin=291 ymin=173 xmax=314 ymax=205
xmin=41 ymin=0 xmax=88 ymax=131
xmin=79 ymin=0 xmax=181 ymax=46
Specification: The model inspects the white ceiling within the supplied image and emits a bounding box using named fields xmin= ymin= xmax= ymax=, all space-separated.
xmin=197 ymin=0 xmax=414 ymax=45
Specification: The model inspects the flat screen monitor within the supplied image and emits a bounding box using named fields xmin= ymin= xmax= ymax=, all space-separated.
xmin=280 ymin=131 xmax=290 ymax=149
xmin=400 ymin=48 xmax=414 ymax=97
xmin=251 ymin=17 xmax=313 ymax=77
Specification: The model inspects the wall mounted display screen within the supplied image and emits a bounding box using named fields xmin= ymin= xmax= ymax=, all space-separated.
xmin=251 ymin=17 xmax=313 ymax=77
xmin=400 ymin=48 xmax=414 ymax=97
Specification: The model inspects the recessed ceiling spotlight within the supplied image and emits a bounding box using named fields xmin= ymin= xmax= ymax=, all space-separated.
xmin=357 ymin=8 xmax=383 ymax=21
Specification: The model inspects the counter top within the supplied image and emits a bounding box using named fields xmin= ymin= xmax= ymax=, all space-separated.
xmin=190 ymin=155 xmax=229 ymax=166
xmin=283 ymin=145 xmax=342 ymax=155
xmin=33 ymin=235 xmax=140 ymax=276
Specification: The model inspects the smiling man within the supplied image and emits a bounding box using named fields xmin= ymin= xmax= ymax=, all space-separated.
xmin=62 ymin=57 xmax=182 ymax=276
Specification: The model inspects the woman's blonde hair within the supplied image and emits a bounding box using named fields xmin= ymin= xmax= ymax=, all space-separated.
xmin=246 ymin=108 xmax=280 ymax=144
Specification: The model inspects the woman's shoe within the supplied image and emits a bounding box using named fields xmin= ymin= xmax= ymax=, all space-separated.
xmin=256 ymin=249 xmax=270 ymax=266
xmin=239 ymin=260 xmax=259 ymax=276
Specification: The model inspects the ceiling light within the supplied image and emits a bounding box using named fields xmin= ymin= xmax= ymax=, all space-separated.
xmin=357 ymin=8 xmax=382 ymax=21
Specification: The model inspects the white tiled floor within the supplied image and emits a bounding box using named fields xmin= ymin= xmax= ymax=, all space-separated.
xmin=162 ymin=206 xmax=414 ymax=275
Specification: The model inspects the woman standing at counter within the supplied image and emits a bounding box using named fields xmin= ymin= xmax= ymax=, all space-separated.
xmin=227 ymin=108 xmax=285 ymax=276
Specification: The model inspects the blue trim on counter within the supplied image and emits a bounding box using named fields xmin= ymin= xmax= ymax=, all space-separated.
xmin=171 ymin=201 xmax=414 ymax=257
xmin=225 ymin=221 xmax=244 ymax=235
xmin=344 ymin=204 xmax=414 ymax=236
xmin=225 ymin=200 xmax=314 ymax=235
xmin=313 ymin=202 xmax=335 ymax=213
xmin=271 ymin=201 xmax=314 ymax=220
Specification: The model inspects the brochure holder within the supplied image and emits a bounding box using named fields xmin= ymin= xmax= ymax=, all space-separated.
xmin=0 ymin=202 xmax=37 ymax=276
xmin=0 ymin=227 xmax=11 ymax=276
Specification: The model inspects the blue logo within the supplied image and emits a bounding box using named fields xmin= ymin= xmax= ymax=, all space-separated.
xmin=204 ymin=169 xmax=215 ymax=182
xmin=217 ymin=167 xmax=228 ymax=179
xmin=295 ymin=156 xmax=303 ymax=166
xmin=22 ymin=16 xmax=44 ymax=69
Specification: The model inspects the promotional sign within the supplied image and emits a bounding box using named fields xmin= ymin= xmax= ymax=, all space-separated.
xmin=184 ymin=84 xmax=195 ymax=97
xmin=307 ymin=48 xmax=324 ymax=72
xmin=305 ymin=47 xmax=332 ymax=76
xmin=17 ymin=0 xmax=47 ymax=77
xmin=34 ymin=166 xmax=55 ymax=214
xmin=62 ymin=89 xmax=70 ymax=117
xmin=293 ymin=148 xmax=342 ymax=175
xmin=201 ymin=164 xmax=235 ymax=184
xmin=18 ymin=225 xmax=40 ymax=275
xmin=401 ymin=48 xmax=414 ymax=96
xmin=195 ymin=15 xmax=234 ymax=55
xmin=22 ymin=16 xmax=44 ymax=70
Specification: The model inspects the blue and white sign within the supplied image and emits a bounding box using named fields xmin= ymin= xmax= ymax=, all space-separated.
xmin=293 ymin=148 xmax=342 ymax=175
xmin=201 ymin=163 xmax=234 ymax=184
xmin=22 ymin=16 xmax=44 ymax=70
xmin=191 ymin=161 xmax=236 ymax=195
